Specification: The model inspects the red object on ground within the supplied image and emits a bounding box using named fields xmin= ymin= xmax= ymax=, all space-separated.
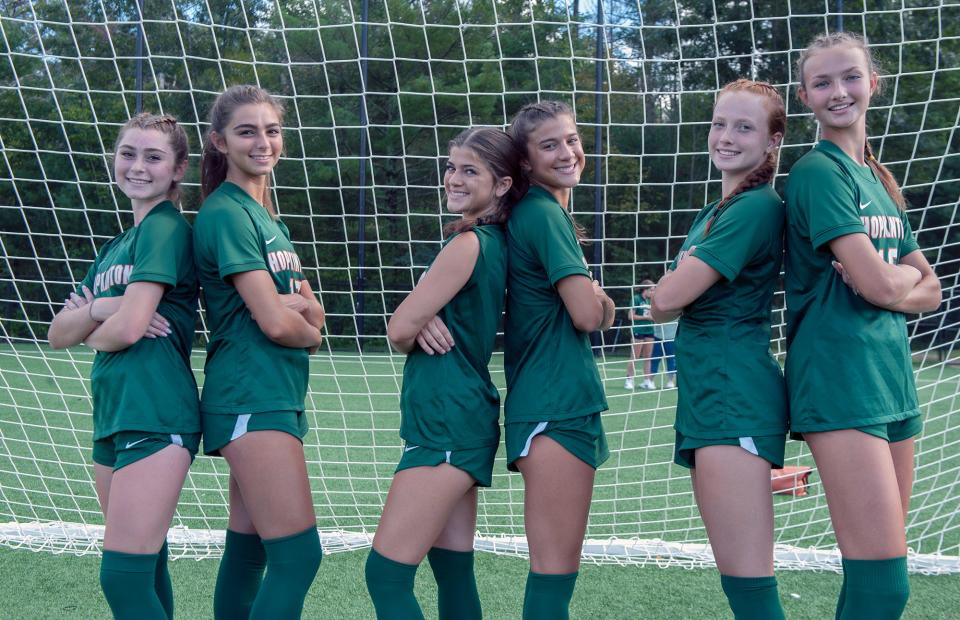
xmin=771 ymin=466 xmax=812 ymax=496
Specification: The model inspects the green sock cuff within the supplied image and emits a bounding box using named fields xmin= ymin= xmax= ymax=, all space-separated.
xmin=842 ymin=556 xmax=909 ymax=589
xmin=369 ymin=548 xmax=419 ymax=571
xmin=102 ymin=550 xmax=159 ymax=574
xmin=225 ymin=529 xmax=263 ymax=548
xmin=262 ymin=526 xmax=319 ymax=548
xmin=528 ymin=571 xmax=579 ymax=583
xmin=428 ymin=547 xmax=473 ymax=562
xmin=428 ymin=547 xmax=474 ymax=573
xmin=720 ymin=574 xmax=779 ymax=590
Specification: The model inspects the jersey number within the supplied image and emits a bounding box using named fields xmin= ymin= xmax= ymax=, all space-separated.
xmin=880 ymin=248 xmax=899 ymax=265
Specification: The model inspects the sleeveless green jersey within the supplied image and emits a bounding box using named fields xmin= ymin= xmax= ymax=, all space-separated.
xmin=193 ymin=182 xmax=309 ymax=414
xmin=503 ymin=186 xmax=608 ymax=423
xmin=400 ymin=225 xmax=507 ymax=450
xmin=784 ymin=140 xmax=921 ymax=432
xmin=670 ymin=184 xmax=787 ymax=438
xmin=78 ymin=201 xmax=200 ymax=439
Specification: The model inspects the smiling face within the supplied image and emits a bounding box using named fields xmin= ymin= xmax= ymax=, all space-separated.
xmin=213 ymin=103 xmax=283 ymax=184
xmin=523 ymin=114 xmax=585 ymax=200
xmin=708 ymin=91 xmax=779 ymax=184
xmin=799 ymin=44 xmax=877 ymax=134
xmin=114 ymin=128 xmax=185 ymax=207
xmin=443 ymin=145 xmax=511 ymax=219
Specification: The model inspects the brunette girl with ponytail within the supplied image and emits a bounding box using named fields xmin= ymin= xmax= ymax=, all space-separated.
xmin=193 ymin=85 xmax=325 ymax=619
xmin=365 ymin=127 xmax=525 ymax=619
xmin=650 ymin=79 xmax=789 ymax=619
xmin=783 ymin=32 xmax=941 ymax=619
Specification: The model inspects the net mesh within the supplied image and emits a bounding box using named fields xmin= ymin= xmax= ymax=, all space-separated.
xmin=1 ymin=0 xmax=958 ymax=572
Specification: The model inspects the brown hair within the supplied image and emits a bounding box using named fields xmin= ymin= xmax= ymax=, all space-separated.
xmin=705 ymin=79 xmax=786 ymax=236
xmin=114 ymin=113 xmax=189 ymax=205
xmin=507 ymin=100 xmax=588 ymax=243
xmin=796 ymin=32 xmax=906 ymax=210
xmin=201 ymin=84 xmax=285 ymax=216
xmin=443 ymin=127 xmax=527 ymax=237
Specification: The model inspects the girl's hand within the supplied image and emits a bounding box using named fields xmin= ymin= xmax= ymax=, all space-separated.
xmin=279 ymin=293 xmax=309 ymax=314
xmin=415 ymin=315 xmax=454 ymax=355
xmin=832 ymin=260 xmax=861 ymax=296
xmin=143 ymin=313 xmax=172 ymax=339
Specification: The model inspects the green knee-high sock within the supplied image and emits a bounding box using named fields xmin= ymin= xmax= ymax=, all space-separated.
xmin=214 ymin=530 xmax=266 ymax=620
xmin=427 ymin=547 xmax=481 ymax=620
xmin=719 ymin=575 xmax=786 ymax=620
xmin=365 ymin=549 xmax=424 ymax=620
xmin=522 ymin=571 xmax=578 ymax=620
xmin=249 ymin=527 xmax=322 ymax=619
xmin=835 ymin=572 xmax=848 ymax=620
xmin=154 ymin=541 xmax=174 ymax=619
xmin=839 ymin=557 xmax=910 ymax=620
xmin=100 ymin=550 xmax=168 ymax=620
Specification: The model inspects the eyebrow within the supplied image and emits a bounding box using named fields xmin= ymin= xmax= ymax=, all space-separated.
xmin=538 ymin=133 xmax=577 ymax=145
xmin=810 ymin=66 xmax=862 ymax=79
xmin=117 ymin=144 xmax=168 ymax=154
xmin=232 ymin=123 xmax=282 ymax=130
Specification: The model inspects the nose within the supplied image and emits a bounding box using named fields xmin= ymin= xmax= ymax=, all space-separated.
xmin=557 ymin=141 xmax=573 ymax=159
xmin=832 ymin=81 xmax=848 ymax=99
xmin=254 ymin=130 xmax=270 ymax=150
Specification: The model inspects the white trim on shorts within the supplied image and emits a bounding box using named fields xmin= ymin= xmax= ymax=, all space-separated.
xmin=231 ymin=414 xmax=252 ymax=441
xmin=739 ymin=436 xmax=759 ymax=456
xmin=170 ymin=434 xmax=183 ymax=447
xmin=519 ymin=422 xmax=550 ymax=459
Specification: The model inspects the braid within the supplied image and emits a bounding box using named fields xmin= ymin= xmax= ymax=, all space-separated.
xmin=865 ymin=141 xmax=907 ymax=210
xmin=704 ymin=152 xmax=777 ymax=236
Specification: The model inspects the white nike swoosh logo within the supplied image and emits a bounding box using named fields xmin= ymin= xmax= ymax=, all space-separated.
xmin=859 ymin=201 xmax=872 ymax=210
xmin=404 ymin=445 xmax=419 ymax=452
xmin=124 ymin=437 xmax=150 ymax=449
xmin=266 ymin=235 xmax=277 ymax=244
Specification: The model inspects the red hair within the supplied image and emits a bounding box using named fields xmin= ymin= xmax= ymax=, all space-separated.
xmin=705 ymin=80 xmax=786 ymax=236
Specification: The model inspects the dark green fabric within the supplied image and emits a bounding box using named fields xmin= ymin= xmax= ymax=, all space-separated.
xmin=504 ymin=186 xmax=607 ymax=423
xmin=838 ymin=557 xmax=909 ymax=620
xmin=214 ymin=530 xmax=266 ymax=620
xmin=719 ymin=574 xmax=785 ymax=620
xmin=194 ymin=182 xmax=309 ymax=415
xmin=155 ymin=541 xmax=173 ymax=619
xmin=522 ymin=571 xmax=578 ymax=620
xmin=785 ymin=140 xmax=920 ymax=433
xmin=835 ymin=572 xmax=848 ymax=620
xmin=400 ymin=225 xmax=506 ymax=451
xmin=100 ymin=550 xmax=167 ymax=619
xmin=248 ymin=527 xmax=322 ymax=619
xmin=427 ymin=547 xmax=481 ymax=620
xmin=79 ymin=201 xmax=199 ymax=440
xmin=671 ymin=184 xmax=787 ymax=439
xmin=365 ymin=548 xmax=424 ymax=620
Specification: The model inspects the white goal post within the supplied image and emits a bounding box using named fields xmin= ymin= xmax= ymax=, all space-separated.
xmin=0 ymin=0 xmax=958 ymax=573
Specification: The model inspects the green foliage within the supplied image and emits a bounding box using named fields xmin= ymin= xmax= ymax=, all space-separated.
xmin=1 ymin=1 xmax=956 ymax=349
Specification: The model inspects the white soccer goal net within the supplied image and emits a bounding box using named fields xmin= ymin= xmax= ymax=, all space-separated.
xmin=1 ymin=0 xmax=958 ymax=573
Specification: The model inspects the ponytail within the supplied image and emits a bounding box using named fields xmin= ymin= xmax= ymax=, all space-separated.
xmin=704 ymin=79 xmax=785 ymax=236
xmin=865 ymin=141 xmax=906 ymax=210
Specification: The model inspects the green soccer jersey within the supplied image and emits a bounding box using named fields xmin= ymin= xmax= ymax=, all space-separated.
xmin=504 ymin=185 xmax=608 ymax=423
xmin=784 ymin=140 xmax=921 ymax=432
xmin=399 ymin=225 xmax=507 ymax=450
xmin=193 ymin=182 xmax=310 ymax=415
xmin=670 ymin=184 xmax=788 ymax=438
xmin=633 ymin=295 xmax=653 ymax=337
xmin=79 ymin=201 xmax=200 ymax=440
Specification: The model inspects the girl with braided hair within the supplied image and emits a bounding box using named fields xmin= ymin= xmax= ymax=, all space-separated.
xmin=48 ymin=113 xmax=199 ymax=618
xmin=785 ymin=33 xmax=941 ymax=619
xmin=650 ymin=79 xmax=788 ymax=619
